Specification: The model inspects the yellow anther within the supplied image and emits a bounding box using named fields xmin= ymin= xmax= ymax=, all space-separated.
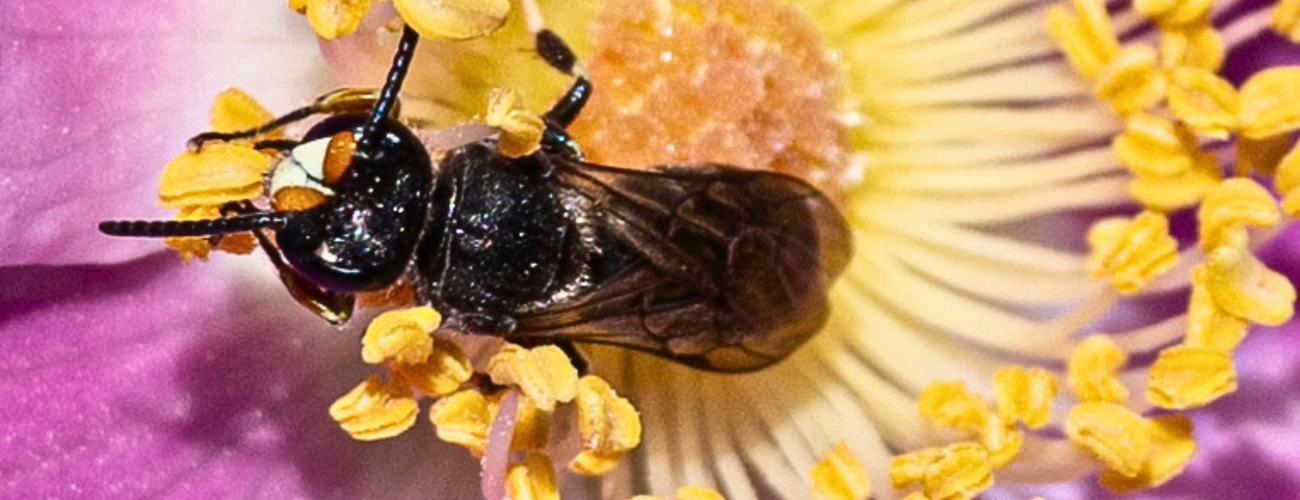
xmin=209 ymin=88 xmax=277 ymax=136
xmin=1065 ymin=402 xmax=1152 ymax=478
xmin=288 ymin=0 xmax=307 ymax=14
xmin=1167 ymin=67 xmax=1240 ymax=139
xmin=429 ymin=389 xmax=494 ymax=455
xmin=921 ymin=443 xmax=994 ymax=500
xmin=890 ymin=448 xmax=943 ymax=489
xmin=1146 ymin=344 xmax=1237 ymax=409
xmin=1128 ymin=153 xmax=1222 ymax=211
xmin=1185 ymin=265 xmax=1249 ymax=353
xmin=361 ymin=306 xmax=440 ymax=365
xmin=1068 ymin=335 xmax=1130 ymax=403
xmin=1045 ymin=0 xmax=1120 ymax=78
xmin=1274 ymin=0 xmax=1300 ymax=42
xmin=812 ymin=443 xmax=872 ymax=500
xmin=1239 ymin=67 xmax=1300 ymax=139
xmin=918 ymin=381 xmax=992 ymax=433
xmin=1203 ymin=245 xmax=1297 ymax=326
xmin=674 ymin=485 xmax=727 ymax=500
xmin=328 ymin=375 xmax=419 ymax=441
xmin=157 ymin=144 xmax=270 ymax=208
xmin=1094 ymin=45 xmax=1167 ymax=116
xmin=1277 ymin=141 xmax=1300 ymax=217
xmin=570 ymin=375 xmax=642 ymax=475
xmin=993 ymin=366 xmax=1058 ymax=429
xmin=901 ymin=493 xmax=931 ymax=500
xmin=1158 ymin=23 xmax=1224 ymax=72
xmin=979 ymin=417 xmax=1023 ymax=468
xmin=1237 ymin=133 xmax=1294 ymax=178
xmin=1086 ymin=211 xmax=1179 ymax=293
xmin=1099 ymin=415 xmax=1197 ymax=493
xmin=305 ymin=0 xmax=370 ymax=40
xmin=486 ymin=88 xmax=546 ymax=158
xmin=393 ymin=337 xmax=473 ymax=397
xmin=507 ymin=452 xmax=560 ymax=500
xmin=1112 ymin=114 xmax=1203 ymax=178
xmin=487 ymin=344 xmax=579 ymax=412
xmin=393 ymin=0 xmax=509 ymax=41
xmin=1197 ymin=178 xmax=1281 ymax=252
xmin=1134 ymin=0 xmax=1212 ymax=27
xmin=507 ymin=393 xmax=553 ymax=451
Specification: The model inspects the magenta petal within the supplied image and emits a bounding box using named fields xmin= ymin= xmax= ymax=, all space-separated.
xmin=0 ymin=1 xmax=333 ymax=266
xmin=0 ymin=258 xmax=480 ymax=498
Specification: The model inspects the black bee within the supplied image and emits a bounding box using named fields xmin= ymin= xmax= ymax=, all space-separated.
xmin=100 ymin=26 xmax=852 ymax=372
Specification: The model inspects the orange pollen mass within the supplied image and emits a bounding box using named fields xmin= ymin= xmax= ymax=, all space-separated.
xmin=324 ymin=131 xmax=358 ymax=185
xmin=273 ymin=186 xmax=329 ymax=211
xmin=570 ymin=0 xmax=849 ymax=196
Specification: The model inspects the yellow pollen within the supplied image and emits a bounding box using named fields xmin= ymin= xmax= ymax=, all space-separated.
xmin=570 ymin=375 xmax=643 ymax=476
xmin=392 ymin=336 xmax=473 ymax=397
xmin=1098 ymin=415 xmax=1197 ymax=493
xmin=392 ymin=0 xmax=510 ymax=41
xmin=1167 ymin=67 xmax=1239 ymax=139
xmin=1045 ymin=0 xmax=1120 ymax=78
xmin=1203 ymin=245 xmax=1297 ymax=326
xmin=328 ymin=375 xmax=419 ymax=441
xmin=429 ymin=389 xmax=494 ymax=455
xmin=486 ymin=344 xmax=579 ymax=412
xmin=977 ymin=418 xmax=1024 ymax=469
xmin=1134 ymin=0 xmax=1212 ymax=28
xmin=288 ymin=0 xmax=306 ymax=14
xmin=917 ymin=381 xmax=992 ymax=434
xmin=1146 ymin=345 xmax=1238 ymax=409
xmin=209 ymin=88 xmax=279 ymax=136
xmin=1274 ymin=0 xmax=1300 ymax=42
xmin=1159 ymin=23 xmax=1224 ymax=71
xmin=361 ymin=306 xmax=440 ymax=365
xmin=1093 ymin=45 xmax=1167 ymax=116
xmin=1239 ymin=67 xmax=1300 ymax=139
xmin=811 ymin=443 xmax=871 ymax=500
xmin=892 ymin=443 xmax=994 ymax=500
xmin=485 ymin=88 xmax=545 ymax=159
xmin=1275 ymin=141 xmax=1300 ymax=216
xmin=157 ymin=144 xmax=270 ymax=209
xmin=304 ymin=0 xmax=370 ymax=40
xmin=1064 ymin=402 xmax=1151 ymax=478
xmin=1068 ymin=335 xmax=1130 ymax=404
xmin=1086 ymin=211 xmax=1179 ymax=294
xmin=1113 ymin=114 xmax=1204 ymax=178
xmin=1196 ymin=178 xmax=1281 ymax=252
xmin=1185 ymin=265 xmax=1249 ymax=353
xmin=993 ymin=366 xmax=1058 ymax=429
xmin=507 ymin=452 xmax=560 ymax=500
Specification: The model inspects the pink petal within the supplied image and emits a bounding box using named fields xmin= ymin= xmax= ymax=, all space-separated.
xmin=0 ymin=1 xmax=333 ymax=266
xmin=0 ymin=258 xmax=480 ymax=498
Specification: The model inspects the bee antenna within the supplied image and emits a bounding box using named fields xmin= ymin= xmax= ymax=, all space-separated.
xmin=98 ymin=212 xmax=289 ymax=238
xmin=359 ymin=24 xmax=419 ymax=149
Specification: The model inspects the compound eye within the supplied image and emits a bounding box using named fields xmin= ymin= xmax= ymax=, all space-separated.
xmin=322 ymin=131 xmax=357 ymax=186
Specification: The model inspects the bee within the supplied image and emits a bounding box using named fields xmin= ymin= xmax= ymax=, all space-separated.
xmin=100 ymin=25 xmax=852 ymax=373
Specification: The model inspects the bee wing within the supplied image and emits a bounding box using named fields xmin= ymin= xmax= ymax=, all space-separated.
xmin=509 ymin=156 xmax=851 ymax=372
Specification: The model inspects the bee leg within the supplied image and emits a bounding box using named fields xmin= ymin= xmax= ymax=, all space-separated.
xmin=516 ymin=0 xmax=589 ymax=159
xmin=187 ymin=87 xmax=384 ymax=151
xmin=251 ymin=139 xmax=301 ymax=153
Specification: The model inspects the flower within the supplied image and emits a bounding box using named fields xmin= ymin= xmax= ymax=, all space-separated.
xmin=4 ymin=1 xmax=1300 ymax=500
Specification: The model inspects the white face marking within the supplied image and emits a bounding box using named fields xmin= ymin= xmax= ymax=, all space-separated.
xmin=269 ymin=137 xmax=336 ymax=198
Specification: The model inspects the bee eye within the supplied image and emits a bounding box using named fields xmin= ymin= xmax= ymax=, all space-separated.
xmin=323 ymin=131 xmax=357 ymax=185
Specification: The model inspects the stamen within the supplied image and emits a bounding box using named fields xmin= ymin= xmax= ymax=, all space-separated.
xmin=210 ymin=88 xmax=280 ymax=137
xmin=1134 ymin=0 xmax=1212 ymax=28
xmin=1097 ymin=415 xmax=1196 ymax=493
xmin=485 ymin=88 xmax=545 ymax=158
xmin=392 ymin=0 xmax=510 ymax=40
xmin=157 ymin=144 xmax=270 ymax=208
xmin=506 ymin=452 xmax=560 ymax=500
xmin=1159 ymin=23 xmax=1224 ymax=71
xmin=992 ymin=367 xmax=1057 ymax=429
xmin=328 ymin=375 xmax=420 ymax=441
xmin=1167 ymin=67 xmax=1239 ymax=138
xmin=304 ymin=0 xmax=371 ymax=40
xmin=570 ymin=375 xmax=642 ymax=476
xmin=1067 ymin=336 xmax=1129 ymax=404
xmin=361 ymin=306 xmax=440 ymax=365
xmin=811 ymin=443 xmax=872 ymax=500
xmin=1146 ymin=345 xmax=1237 ymax=409
xmin=1046 ymin=0 xmax=1120 ymax=78
xmin=1196 ymin=178 xmax=1280 ymax=252
xmin=1274 ymin=0 xmax=1300 ymax=41
xmin=917 ymin=382 xmax=990 ymax=434
xmin=429 ymin=389 xmax=495 ymax=455
xmin=1184 ymin=266 xmax=1249 ymax=353
xmin=1275 ymin=140 xmax=1300 ymax=216
xmin=1094 ymin=45 xmax=1167 ymax=116
xmin=890 ymin=443 xmax=994 ymax=500
xmin=486 ymin=344 xmax=579 ymax=412
xmin=1086 ymin=211 xmax=1179 ymax=294
xmin=1064 ymin=402 xmax=1151 ymax=478
xmin=1238 ymin=67 xmax=1300 ymax=138
xmin=1202 ymin=243 xmax=1297 ymax=326
xmin=392 ymin=337 xmax=473 ymax=397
